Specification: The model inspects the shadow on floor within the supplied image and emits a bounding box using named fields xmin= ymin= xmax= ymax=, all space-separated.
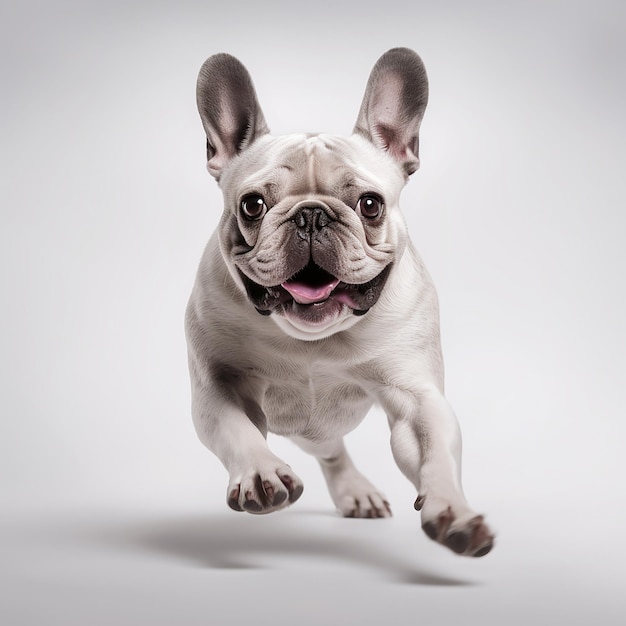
xmin=78 ymin=508 xmax=474 ymax=587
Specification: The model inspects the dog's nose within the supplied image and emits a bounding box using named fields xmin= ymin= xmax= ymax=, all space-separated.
xmin=294 ymin=206 xmax=331 ymax=232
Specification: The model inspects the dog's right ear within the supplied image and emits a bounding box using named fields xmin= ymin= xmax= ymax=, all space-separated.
xmin=196 ymin=54 xmax=269 ymax=180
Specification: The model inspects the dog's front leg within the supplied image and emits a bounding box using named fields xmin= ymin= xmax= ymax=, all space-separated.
xmin=381 ymin=383 xmax=494 ymax=556
xmin=190 ymin=373 xmax=303 ymax=514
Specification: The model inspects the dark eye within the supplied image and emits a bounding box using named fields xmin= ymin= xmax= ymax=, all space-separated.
xmin=240 ymin=194 xmax=267 ymax=220
xmin=357 ymin=194 xmax=383 ymax=220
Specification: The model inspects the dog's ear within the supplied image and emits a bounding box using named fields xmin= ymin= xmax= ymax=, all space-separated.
xmin=196 ymin=54 xmax=269 ymax=179
xmin=354 ymin=48 xmax=428 ymax=176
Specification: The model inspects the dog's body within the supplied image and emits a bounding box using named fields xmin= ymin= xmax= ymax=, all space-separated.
xmin=186 ymin=48 xmax=494 ymax=557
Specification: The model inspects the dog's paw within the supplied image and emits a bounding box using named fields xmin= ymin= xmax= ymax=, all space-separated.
xmin=227 ymin=462 xmax=303 ymax=514
xmin=327 ymin=468 xmax=391 ymax=519
xmin=419 ymin=499 xmax=494 ymax=557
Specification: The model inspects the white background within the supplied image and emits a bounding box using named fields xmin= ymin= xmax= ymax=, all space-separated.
xmin=2 ymin=1 xmax=625 ymax=624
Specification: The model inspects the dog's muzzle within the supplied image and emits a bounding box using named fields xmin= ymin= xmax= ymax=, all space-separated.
xmin=236 ymin=202 xmax=392 ymax=323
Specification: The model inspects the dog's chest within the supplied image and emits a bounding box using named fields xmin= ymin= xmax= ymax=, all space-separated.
xmin=261 ymin=369 xmax=372 ymax=439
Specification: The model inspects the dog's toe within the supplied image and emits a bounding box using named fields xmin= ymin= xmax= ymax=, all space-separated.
xmin=465 ymin=515 xmax=494 ymax=557
xmin=279 ymin=473 xmax=304 ymax=504
xmin=444 ymin=529 xmax=471 ymax=554
xmin=227 ymin=485 xmax=244 ymax=512
xmin=339 ymin=492 xmax=391 ymax=519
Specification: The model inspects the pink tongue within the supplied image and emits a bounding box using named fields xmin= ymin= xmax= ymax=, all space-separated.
xmin=281 ymin=278 xmax=340 ymax=305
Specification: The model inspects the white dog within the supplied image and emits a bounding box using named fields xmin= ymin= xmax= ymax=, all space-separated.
xmin=185 ymin=48 xmax=494 ymax=557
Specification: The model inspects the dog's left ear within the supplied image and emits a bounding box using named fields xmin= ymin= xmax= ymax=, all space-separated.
xmin=354 ymin=48 xmax=429 ymax=176
xmin=196 ymin=53 xmax=269 ymax=179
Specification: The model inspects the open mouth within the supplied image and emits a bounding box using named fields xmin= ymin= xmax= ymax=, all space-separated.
xmin=281 ymin=264 xmax=342 ymax=305
xmin=240 ymin=260 xmax=392 ymax=323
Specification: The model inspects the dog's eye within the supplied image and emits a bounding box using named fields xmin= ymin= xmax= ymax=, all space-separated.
xmin=357 ymin=194 xmax=383 ymax=220
xmin=240 ymin=194 xmax=267 ymax=220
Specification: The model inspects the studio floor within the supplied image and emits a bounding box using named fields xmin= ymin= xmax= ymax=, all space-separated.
xmin=3 ymin=489 xmax=623 ymax=626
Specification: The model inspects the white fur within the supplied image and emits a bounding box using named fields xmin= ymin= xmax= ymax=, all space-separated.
xmin=186 ymin=49 xmax=494 ymax=556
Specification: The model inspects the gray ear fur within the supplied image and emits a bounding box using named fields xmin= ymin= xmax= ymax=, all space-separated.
xmin=196 ymin=53 xmax=269 ymax=179
xmin=354 ymin=48 xmax=429 ymax=176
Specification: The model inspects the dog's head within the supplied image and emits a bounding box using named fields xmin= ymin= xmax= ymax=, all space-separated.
xmin=196 ymin=48 xmax=428 ymax=340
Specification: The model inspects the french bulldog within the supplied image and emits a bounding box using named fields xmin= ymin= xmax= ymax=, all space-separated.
xmin=185 ymin=48 xmax=494 ymax=557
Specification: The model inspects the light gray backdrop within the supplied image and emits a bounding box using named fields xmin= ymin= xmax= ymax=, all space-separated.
xmin=2 ymin=1 xmax=625 ymax=625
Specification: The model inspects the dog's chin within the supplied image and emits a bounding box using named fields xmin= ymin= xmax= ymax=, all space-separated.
xmin=237 ymin=261 xmax=392 ymax=339
xmin=276 ymin=300 xmax=358 ymax=340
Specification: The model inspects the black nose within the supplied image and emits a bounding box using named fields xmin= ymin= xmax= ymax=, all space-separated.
xmin=294 ymin=206 xmax=331 ymax=233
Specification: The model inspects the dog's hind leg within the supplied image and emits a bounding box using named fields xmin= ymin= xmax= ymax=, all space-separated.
xmin=290 ymin=436 xmax=391 ymax=518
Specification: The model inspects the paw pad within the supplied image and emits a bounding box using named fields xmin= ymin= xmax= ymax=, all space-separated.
xmin=422 ymin=508 xmax=494 ymax=557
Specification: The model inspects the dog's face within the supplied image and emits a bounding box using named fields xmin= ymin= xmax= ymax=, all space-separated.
xmin=197 ymin=49 xmax=428 ymax=340
xmin=217 ymin=133 xmax=407 ymax=339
